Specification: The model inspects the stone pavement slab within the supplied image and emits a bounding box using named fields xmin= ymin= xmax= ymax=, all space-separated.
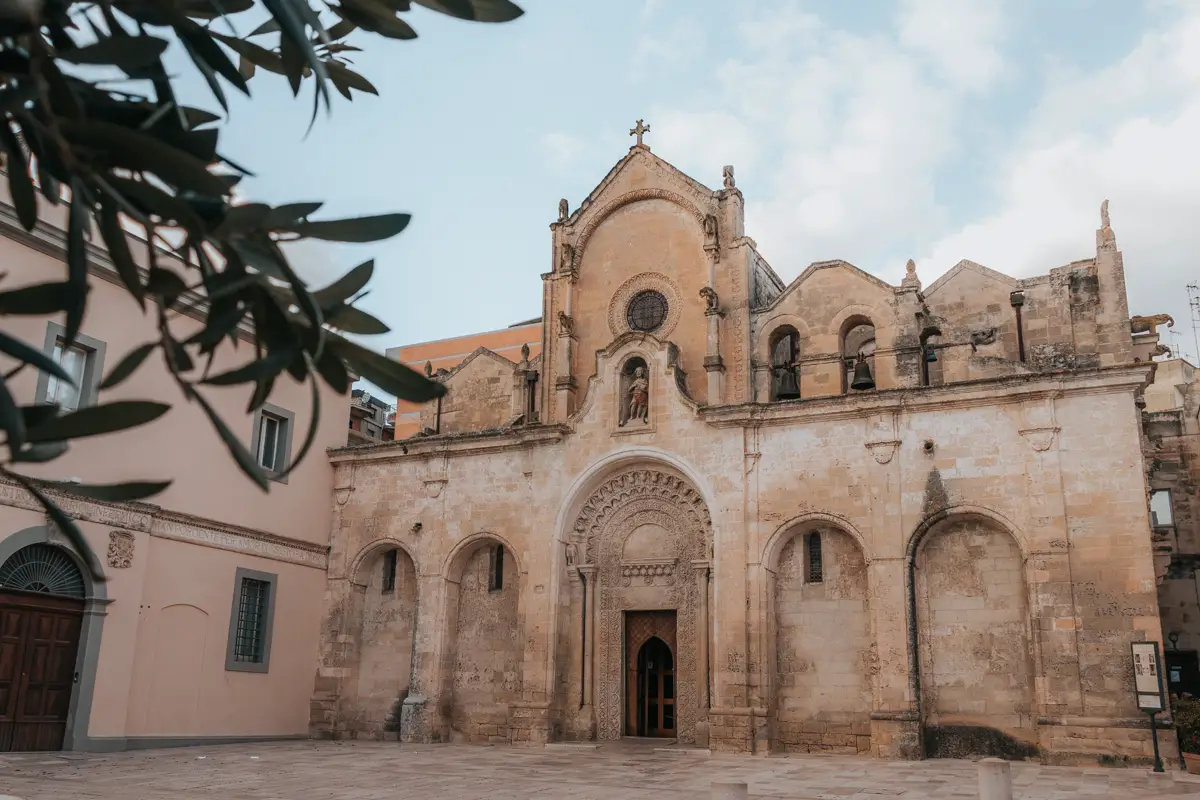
xmin=1 ymin=742 xmax=1200 ymax=800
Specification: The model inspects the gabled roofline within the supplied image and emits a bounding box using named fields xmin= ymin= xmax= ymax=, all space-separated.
xmin=924 ymin=259 xmax=1018 ymax=297
xmin=560 ymin=145 xmax=716 ymax=228
xmin=755 ymin=259 xmax=895 ymax=314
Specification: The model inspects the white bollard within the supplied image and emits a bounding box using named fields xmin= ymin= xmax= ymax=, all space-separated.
xmin=711 ymin=781 xmax=749 ymax=800
xmin=978 ymin=758 xmax=1013 ymax=800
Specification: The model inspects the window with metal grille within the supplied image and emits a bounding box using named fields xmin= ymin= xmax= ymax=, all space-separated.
xmin=626 ymin=290 xmax=668 ymax=332
xmin=806 ymin=532 xmax=823 ymax=584
xmin=233 ymin=577 xmax=270 ymax=663
xmin=382 ymin=549 xmax=398 ymax=593
xmin=489 ymin=544 xmax=505 ymax=592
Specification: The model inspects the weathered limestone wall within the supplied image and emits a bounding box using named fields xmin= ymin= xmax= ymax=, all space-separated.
xmin=774 ymin=530 xmax=872 ymax=754
xmin=345 ymin=549 xmax=417 ymax=735
xmin=449 ymin=545 xmax=521 ymax=743
xmin=916 ymin=519 xmax=1034 ymax=759
xmin=422 ymin=350 xmax=516 ymax=434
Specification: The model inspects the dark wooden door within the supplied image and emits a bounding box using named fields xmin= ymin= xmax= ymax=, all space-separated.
xmin=635 ymin=637 xmax=675 ymax=737
xmin=0 ymin=590 xmax=83 ymax=752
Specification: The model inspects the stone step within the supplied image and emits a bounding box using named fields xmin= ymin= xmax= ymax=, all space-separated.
xmin=544 ymin=743 xmax=599 ymax=751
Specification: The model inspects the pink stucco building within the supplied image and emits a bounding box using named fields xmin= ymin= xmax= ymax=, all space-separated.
xmin=0 ymin=185 xmax=349 ymax=752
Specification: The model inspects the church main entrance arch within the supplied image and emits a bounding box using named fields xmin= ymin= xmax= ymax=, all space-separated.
xmin=561 ymin=468 xmax=712 ymax=744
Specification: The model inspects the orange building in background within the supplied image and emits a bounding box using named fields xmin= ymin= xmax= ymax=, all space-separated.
xmin=385 ymin=318 xmax=542 ymax=438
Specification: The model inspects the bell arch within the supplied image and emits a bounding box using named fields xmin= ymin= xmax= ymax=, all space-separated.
xmin=560 ymin=465 xmax=713 ymax=744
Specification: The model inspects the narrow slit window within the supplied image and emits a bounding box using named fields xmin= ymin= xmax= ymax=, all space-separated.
xmin=382 ymin=549 xmax=398 ymax=593
xmin=806 ymin=532 xmax=823 ymax=584
xmin=489 ymin=544 xmax=505 ymax=592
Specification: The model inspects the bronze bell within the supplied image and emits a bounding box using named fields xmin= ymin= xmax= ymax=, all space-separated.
xmin=774 ymin=365 xmax=801 ymax=400
xmin=925 ymin=346 xmax=938 ymax=363
xmin=850 ymin=354 xmax=875 ymax=391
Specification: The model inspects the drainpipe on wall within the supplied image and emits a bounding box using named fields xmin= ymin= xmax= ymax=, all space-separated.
xmin=1011 ymin=290 xmax=1027 ymax=362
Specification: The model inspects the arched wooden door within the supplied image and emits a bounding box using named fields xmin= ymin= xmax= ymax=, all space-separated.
xmin=629 ymin=636 xmax=676 ymax=737
xmin=0 ymin=544 xmax=86 ymax=752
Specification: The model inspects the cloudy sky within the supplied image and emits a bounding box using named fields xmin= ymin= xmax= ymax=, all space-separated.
xmin=201 ymin=0 xmax=1200 ymax=369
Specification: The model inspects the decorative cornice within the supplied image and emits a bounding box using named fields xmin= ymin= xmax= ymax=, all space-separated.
xmin=328 ymin=424 xmax=571 ymax=464
xmin=151 ymin=511 xmax=327 ymax=569
xmin=701 ymin=364 xmax=1153 ymax=429
xmin=0 ymin=476 xmax=327 ymax=570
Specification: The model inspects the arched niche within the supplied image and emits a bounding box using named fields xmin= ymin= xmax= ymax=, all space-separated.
xmin=910 ymin=513 xmax=1036 ymax=759
xmin=765 ymin=521 xmax=872 ymax=754
xmin=441 ymin=533 xmax=523 ymax=744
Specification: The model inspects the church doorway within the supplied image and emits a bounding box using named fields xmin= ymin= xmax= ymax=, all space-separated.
xmin=624 ymin=610 xmax=677 ymax=738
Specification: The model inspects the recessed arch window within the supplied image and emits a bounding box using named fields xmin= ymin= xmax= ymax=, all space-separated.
xmin=627 ymin=290 xmax=669 ymax=332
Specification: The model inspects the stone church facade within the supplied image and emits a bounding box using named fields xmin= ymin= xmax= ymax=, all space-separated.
xmin=310 ymin=127 xmax=1167 ymax=765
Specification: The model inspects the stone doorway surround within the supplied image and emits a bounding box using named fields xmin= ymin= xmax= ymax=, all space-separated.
xmin=566 ymin=468 xmax=712 ymax=745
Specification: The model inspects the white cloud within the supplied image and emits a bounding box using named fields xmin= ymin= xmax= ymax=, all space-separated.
xmin=896 ymin=0 xmax=1007 ymax=91
xmin=915 ymin=7 xmax=1200 ymax=359
xmin=644 ymin=1 xmax=1200 ymax=360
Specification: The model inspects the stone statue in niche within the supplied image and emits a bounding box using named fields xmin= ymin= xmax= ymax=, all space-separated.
xmin=557 ymin=311 xmax=574 ymax=337
xmin=722 ymin=165 xmax=735 ymax=190
xmin=558 ymin=198 xmax=568 ymax=223
xmin=560 ymin=242 xmax=575 ymax=273
xmin=699 ymin=286 xmax=720 ymax=314
xmin=565 ymin=541 xmax=578 ymax=567
xmin=703 ymin=214 xmax=718 ymax=249
xmin=620 ymin=366 xmax=650 ymax=427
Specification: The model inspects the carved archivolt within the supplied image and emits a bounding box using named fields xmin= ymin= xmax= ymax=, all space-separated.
xmin=573 ymin=469 xmax=711 ymax=563
xmin=607 ymin=272 xmax=684 ymax=340
xmin=572 ymin=188 xmax=706 ymax=274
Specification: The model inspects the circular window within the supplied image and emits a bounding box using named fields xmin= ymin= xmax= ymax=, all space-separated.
xmin=626 ymin=290 xmax=669 ymax=332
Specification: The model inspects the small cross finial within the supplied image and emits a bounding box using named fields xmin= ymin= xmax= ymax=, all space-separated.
xmin=630 ymin=119 xmax=650 ymax=148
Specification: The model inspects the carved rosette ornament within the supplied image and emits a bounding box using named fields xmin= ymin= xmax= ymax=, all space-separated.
xmin=107 ymin=531 xmax=135 ymax=569
xmin=570 ymin=469 xmax=712 ymax=743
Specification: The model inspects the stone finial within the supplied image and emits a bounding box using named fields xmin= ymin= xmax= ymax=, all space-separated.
xmin=630 ymin=119 xmax=650 ymax=148
xmin=520 ymin=342 xmax=530 ymax=363
xmin=1098 ymin=198 xmax=1116 ymax=248
xmin=424 ymin=361 xmax=433 ymax=378
xmin=901 ymin=258 xmax=921 ymax=290
xmin=557 ymin=198 xmax=568 ymax=223
xmin=722 ymin=165 xmax=735 ymax=190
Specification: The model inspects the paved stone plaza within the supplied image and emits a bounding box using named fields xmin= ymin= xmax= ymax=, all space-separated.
xmin=3 ymin=742 xmax=1200 ymax=800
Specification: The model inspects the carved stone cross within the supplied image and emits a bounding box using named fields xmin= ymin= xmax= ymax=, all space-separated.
xmin=630 ymin=119 xmax=650 ymax=147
